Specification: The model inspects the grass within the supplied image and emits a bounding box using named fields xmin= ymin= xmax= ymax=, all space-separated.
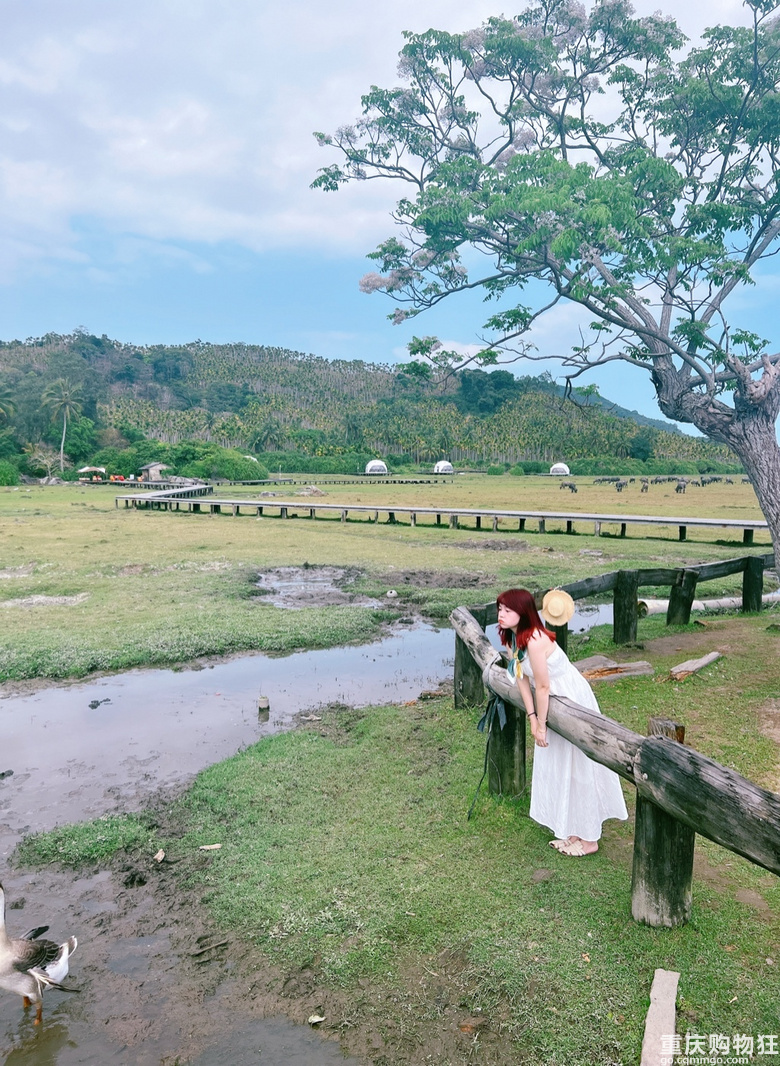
xmin=15 ymin=813 xmax=157 ymax=867
xmin=14 ymin=615 xmax=780 ymax=1065
xmin=0 ymin=478 xmax=773 ymax=681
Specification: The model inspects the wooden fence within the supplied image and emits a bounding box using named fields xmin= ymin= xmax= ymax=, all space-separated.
xmin=454 ymin=552 xmax=775 ymax=712
xmin=450 ymin=555 xmax=780 ymax=927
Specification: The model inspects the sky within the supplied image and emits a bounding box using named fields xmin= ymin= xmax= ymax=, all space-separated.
xmin=0 ymin=0 xmax=767 ymax=425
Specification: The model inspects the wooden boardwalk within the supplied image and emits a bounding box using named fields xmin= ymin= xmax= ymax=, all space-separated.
xmin=115 ymin=485 xmax=769 ymax=544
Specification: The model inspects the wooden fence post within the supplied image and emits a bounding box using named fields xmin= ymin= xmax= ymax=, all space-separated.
xmin=631 ymin=718 xmax=695 ymax=928
xmin=742 ymin=555 xmax=764 ymax=612
xmin=487 ymin=702 xmax=526 ymax=797
xmin=454 ymin=607 xmax=487 ymax=709
xmin=613 ymin=570 xmax=639 ymax=644
xmin=550 ymin=623 xmax=568 ymax=655
xmin=667 ymin=569 xmax=699 ymax=625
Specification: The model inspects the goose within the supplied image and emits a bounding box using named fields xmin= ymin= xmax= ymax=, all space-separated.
xmin=0 ymin=881 xmax=78 ymax=1024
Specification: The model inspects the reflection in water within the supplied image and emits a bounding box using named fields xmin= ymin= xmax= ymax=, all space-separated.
xmin=189 ymin=1016 xmax=365 ymax=1066
xmin=1 ymin=1021 xmax=75 ymax=1066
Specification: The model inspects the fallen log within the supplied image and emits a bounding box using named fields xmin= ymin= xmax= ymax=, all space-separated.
xmin=580 ymin=662 xmax=654 ymax=682
xmin=572 ymin=654 xmax=654 ymax=681
xmin=669 ymin=651 xmax=722 ymax=680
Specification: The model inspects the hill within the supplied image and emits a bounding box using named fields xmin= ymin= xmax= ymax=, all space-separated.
xmin=0 ymin=332 xmax=737 ymax=472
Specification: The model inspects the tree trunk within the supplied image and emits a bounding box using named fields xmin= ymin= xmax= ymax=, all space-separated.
xmin=59 ymin=413 xmax=67 ymax=472
xmin=722 ymin=415 xmax=780 ymax=578
xmin=658 ymin=379 xmax=780 ymax=577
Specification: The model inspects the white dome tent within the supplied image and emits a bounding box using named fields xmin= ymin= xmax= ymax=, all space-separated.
xmin=434 ymin=460 xmax=454 ymax=474
xmin=365 ymin=459 xmax=388 ymax=475
xmin=550 ymin=462 xmax=570 ymax=476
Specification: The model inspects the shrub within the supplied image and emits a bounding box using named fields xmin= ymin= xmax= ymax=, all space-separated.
xmin=180 ymin=449 xmax=269 ymax=481
xmin=255 ymin=451 xmax=374 ymax=474
xmin=509 ymin=464 xmax=525 ymax=476
xmin=0 ymin=460 xmax=19 ymax=485
xmin=487 ymin=465 xmax=505 ymax=476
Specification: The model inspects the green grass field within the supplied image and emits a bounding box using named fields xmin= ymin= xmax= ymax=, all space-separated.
xmin=8 ymin=477 xmax=779 ymax=1065
xmin=0 ymin=476 xmax=773 ymax=681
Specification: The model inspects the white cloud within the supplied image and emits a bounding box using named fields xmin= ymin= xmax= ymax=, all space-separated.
xmin=0 ymin=0 xmax=755 ymax=283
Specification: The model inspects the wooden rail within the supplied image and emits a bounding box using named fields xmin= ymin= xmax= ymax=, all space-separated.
xmin=114 ymin=487 xmax=770 ymax=545
xmin=450 ymin=603 xmax=780 ymax=927
xmin=452 ymin=553 xmax=775 ymax=668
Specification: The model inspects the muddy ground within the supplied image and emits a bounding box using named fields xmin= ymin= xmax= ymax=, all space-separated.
xmin=0 ymin=789 xmax=547 ymax=1066
xmin=253 ymin=565 xmax=497 ymax=611
xmin=0 ymin=833 xmax=369 ymax=1066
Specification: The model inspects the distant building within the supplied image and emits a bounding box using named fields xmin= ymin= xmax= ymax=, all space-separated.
xmin=365 ymin=459 xmax=388 ymax=475
xmin=434 ymin=460 xmax=454 ymax=474
xmin=550 ymin=462 xmax=570 ymax=475
xmin=139 ymin=462 xmax=172 ymax=481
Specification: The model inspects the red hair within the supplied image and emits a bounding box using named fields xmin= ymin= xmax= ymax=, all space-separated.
xmin=497 ymin=588 xmax=556 ymax=650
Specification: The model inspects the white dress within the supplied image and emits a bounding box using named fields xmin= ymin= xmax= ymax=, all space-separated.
xmin=513 ymin=642 xmax=628 ymax=841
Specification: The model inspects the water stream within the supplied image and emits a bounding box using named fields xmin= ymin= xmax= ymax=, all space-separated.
xmin=0 ymin=624 xmax=455 ymax=848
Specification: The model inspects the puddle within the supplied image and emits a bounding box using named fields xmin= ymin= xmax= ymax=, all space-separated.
xmin=570 ymin=602 xmax=613 ymax=632
xmin=188 ymin=1016 xmax=363 ymax=1066
xmin=256 ymin=566 xmax=382 ymax=608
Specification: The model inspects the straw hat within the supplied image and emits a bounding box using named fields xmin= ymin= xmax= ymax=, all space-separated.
xmin=542 ymin=588 xmax=575 ymax=627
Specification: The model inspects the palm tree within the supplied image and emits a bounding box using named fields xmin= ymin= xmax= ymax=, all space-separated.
xmin=0 ymin=389 xmax=14 ymax=425
xmin=42 ymin=380 xmax=82 ymax=471
xmin=343 ymin=411 xmax=365 ymax=448
xmin=252 ymin=420 xmax=283 ymax=452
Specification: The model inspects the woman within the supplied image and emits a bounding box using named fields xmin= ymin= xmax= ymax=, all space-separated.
xmin=496 ymin=588 xmax=628 ymax=857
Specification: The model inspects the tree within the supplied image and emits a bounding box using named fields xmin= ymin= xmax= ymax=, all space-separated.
xmin=0 ymin=389 xmax=14 ymax=425
xmin=23 ymin=442 xmax=62 ymax=479
xmin=314 ymin=0 xmax=780 ymax=551
xmin=630 ymin=427 xmax=656 ymax=461
xmin=251 ymin=420 xmax=284 ymax=452
xmin=343 ymin=411 xmax=366 ymax=448
xmin=46 ymin=415 xmax=97 ymax=464
xmin=42 ymin=379 xmax=82 ymax=472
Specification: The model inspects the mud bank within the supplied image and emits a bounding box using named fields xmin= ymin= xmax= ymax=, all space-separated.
xmin=0 ymin=860 xmax=369 ymax=1066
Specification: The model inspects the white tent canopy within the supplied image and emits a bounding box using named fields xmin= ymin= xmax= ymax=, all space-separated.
xmin=434 ymin=460 xmax=454 ymax=474
xmin=365 ymin=459 xmax=388 ymax=475
xmin=550 ymin=462 xmax=570 ymax=475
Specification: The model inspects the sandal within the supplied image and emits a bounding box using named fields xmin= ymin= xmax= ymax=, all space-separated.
xmin=558 ymin=840 xmax=598 ymax=857
xmin=549 ymin=836 xmax=575 ymax=851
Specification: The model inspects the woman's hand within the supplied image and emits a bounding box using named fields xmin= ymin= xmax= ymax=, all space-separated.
xmin=532 ymin=718 xmax=549 ymax=748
